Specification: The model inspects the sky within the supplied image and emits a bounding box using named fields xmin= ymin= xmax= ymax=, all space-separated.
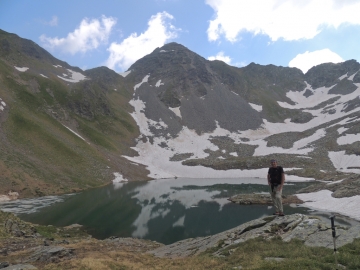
xmin=1 ymin=0 xmax=360 ymax=73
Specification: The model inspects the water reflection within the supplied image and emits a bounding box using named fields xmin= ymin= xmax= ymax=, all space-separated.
xmin=1 ymin=178 xmax=313 ymax=244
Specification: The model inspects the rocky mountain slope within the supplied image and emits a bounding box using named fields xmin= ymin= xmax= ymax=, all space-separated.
xmin=123 ymin=42 xmax=360 ymax=180
xmin=1 ymin=29 xmax=360 ymax=198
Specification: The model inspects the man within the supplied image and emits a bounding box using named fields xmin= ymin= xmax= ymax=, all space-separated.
xmin=267 ymin=159 xmax=285 ymax=216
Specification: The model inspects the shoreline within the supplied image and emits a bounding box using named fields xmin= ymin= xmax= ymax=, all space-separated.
xmin=1 ymin=175 xmax=359 ymax=223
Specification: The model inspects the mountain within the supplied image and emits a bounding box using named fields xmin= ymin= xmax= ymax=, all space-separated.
xmin=0 ymin=29 xmax=360 ymax=198
xmin=122 ymin=42 xmax=360 ymax=180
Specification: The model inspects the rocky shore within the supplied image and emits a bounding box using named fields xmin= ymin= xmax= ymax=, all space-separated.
xmin=149 ymin=213 xmax=360 ymax=259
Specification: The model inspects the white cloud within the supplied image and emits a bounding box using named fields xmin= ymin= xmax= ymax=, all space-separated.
xmin=207 ymin=51 xmax=232 ymax=64
xmin=48 ymin=16 xmax=58 ymax=26
xmin=40 ymin=16 xmax=116 ymax=54
xmin=206 ymin=0 xmax=360 ymax=42
xmin=105 ymin=12 xmax=179 ymax=72
xmin=289 ymin=49 xmax=344 ymax=73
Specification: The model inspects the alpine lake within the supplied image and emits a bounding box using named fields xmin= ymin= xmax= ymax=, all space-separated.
xmin=0 ymin=178 xmax=348 ymax=245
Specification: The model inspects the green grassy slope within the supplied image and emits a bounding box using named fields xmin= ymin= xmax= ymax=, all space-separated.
xmin=0 ymin=30 xmax=150 ymax=198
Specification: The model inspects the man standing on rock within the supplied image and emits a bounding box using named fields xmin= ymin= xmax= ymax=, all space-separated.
xmin=267 ymin=159 xmax=285 ymax=216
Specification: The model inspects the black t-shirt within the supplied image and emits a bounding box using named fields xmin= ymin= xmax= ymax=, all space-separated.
xmin=268 ymin=166 xmax=284 ymax=185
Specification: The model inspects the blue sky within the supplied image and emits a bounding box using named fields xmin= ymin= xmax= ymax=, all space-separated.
xmin=1 ymin=0 xmax=360 ymax=73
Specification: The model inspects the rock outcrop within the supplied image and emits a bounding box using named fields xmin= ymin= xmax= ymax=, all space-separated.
xmin=228 ymin=193 xmax=303 ymax=205
xmin=149 ymin=214 xmax=360 ymax=258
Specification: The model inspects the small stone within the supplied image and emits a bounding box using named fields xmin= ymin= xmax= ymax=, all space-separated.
xmin=0 ymin=262 xmax=10 ymax=269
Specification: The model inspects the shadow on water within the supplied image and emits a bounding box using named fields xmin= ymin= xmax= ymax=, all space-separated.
xmin=3 ymin=178 xmax=315 ymax=245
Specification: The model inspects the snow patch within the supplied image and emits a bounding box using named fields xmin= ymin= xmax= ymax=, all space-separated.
xmin=348 ymin=71 xmax=358 ymax=81
xmin=338 ymin=73 xmax=348 ymax=80
xmin=328 ymin=151 xmax=360 ymax=174
xmin=229 ymin=152 xmax=238 ymax=157
xmin=53 ymin=65 xmax=62 ymax=68
xmin=297 ymin=190 xmax=360 ymax=220
xmin=40 ymin=74 xmax=48 ymax=78
xmin=58 ymin=69 xmax=87 ymax=83
xmin=155 ymin=80 xmax=164 ymax=87
xmin=112 ymin=172 xmax=128 ymax=183
xmin=337 ymin=133 xmax=360 ymax=145
xmin=231 ymin=91 xmax=239 ymax=96
xmin=160 ymin=50 xmax=167 ymax=52
xmin=169 ymin=106 xmax=182 ymax=118
xmin=130 ymin=98 xmax=168 ymax=135
xmin=249 ymin=103 xmax=263 ymax=112
xmin=134 ymin=75 xmax=150 ymax=90
xmin=337 ymin=127 xmax=349 ymax=134
xmin=14 ymin=66 xmax=29 ymax=72
xmin=0 ymin=99 xmax=6 ymax=111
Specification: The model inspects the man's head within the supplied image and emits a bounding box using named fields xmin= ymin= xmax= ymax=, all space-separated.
xmin=270 ymin=159 xmax=277 ymax=168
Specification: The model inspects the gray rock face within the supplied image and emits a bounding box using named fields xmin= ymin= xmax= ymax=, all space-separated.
xmin=24 ymin=246 xmax=74 ymax=263
xmin=305 ymin=59 xmax=360 ymax=89
xmin=131 ymin=43 xmax=264 ymax=135
xmin=328 ymin=79 xmax=358 ymax=95
xmin=149 ymin=214 xmax=360 ymax=258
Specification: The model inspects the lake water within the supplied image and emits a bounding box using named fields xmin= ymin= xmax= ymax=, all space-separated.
xmin=1 ymin=178 xmax=316 ymax=244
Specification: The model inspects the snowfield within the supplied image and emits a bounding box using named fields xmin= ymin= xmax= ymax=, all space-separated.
xmin=57 ymin=69 xmax=87 ymax=83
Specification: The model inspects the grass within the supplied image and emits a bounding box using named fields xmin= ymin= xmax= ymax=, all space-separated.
xmin=0 ymin=62 xmax=142 ymax=195
xmin=36 ymin=236 xmax=360 ymax=270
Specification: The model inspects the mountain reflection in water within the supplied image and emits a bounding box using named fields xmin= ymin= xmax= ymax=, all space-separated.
xmin=2 ymin=178 xmax=312 ymax=244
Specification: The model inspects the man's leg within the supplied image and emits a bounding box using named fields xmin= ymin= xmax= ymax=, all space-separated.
xmin=275 ymin=189 xmax=283 ymax=214
xmin=270 ymin=188 xmax=279 ymax=213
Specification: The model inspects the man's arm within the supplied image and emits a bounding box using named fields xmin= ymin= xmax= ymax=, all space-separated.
xmin=267 ymin=173 xmax=271 ymax=185
xmin=279 ymin=172 xmax=285 ymax=190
